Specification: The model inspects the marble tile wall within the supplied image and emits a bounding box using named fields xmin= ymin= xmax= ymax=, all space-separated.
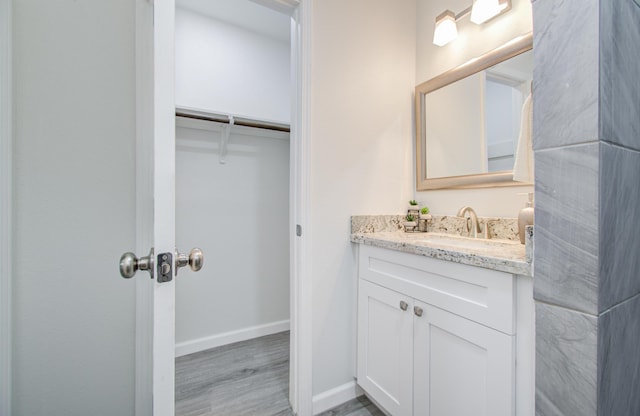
xmin=600 ymin=0 xmax=640 ymax=152
xmin=536 ymin=302 xmax=597 ymax=416
xmin=532 ymin=0 xmax=599 ymax=150
xmin=596 ymin=3 xmax=640 ymax=405
xmin=599 ymin=143 xmax=640 ymax=311
xmin=597 ymin=293 xmax=640 ymax=415
xmin=534 ymin=144 xmax=599 ymax=315
xmin=597 ymin=0 xmax=640 ymax=310
xmin=533 ymin=0 xmax=640 ymax=414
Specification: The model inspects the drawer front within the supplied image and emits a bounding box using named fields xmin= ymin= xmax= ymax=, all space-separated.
xmin=359 ymin=245 xmax=515 ymax=334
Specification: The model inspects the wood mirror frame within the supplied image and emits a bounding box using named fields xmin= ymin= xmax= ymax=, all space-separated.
xmin=415 ymin=33 xmax=533 ymax=191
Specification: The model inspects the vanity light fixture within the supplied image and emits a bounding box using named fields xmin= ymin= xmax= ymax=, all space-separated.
xmin=432 ymin=0 xmax=511 ymax=47
xmin=433 ymin=11 xmax=458 ymax=47
xmin=470 ymin=0 xmax=511 ymax=24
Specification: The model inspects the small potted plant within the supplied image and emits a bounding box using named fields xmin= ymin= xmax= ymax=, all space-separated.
xmin=420 ymin=206 xmax=432 ymax=220
xmin=404 ymin=213 xmax=417 ymax=231
xmin=408 ymin=200 xmax=419 ymax=212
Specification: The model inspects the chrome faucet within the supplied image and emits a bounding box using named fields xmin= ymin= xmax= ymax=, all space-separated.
xmin=457 ymin=206 xmax=484 ymax=238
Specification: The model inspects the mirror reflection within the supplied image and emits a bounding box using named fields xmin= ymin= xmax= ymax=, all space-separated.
xmin=415 ymin=33 xmax=533 ymax=190
xmin=424 ymin=50 xmax=532 ymax=179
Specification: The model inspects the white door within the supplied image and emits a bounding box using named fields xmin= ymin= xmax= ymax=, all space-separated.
xmin=357 ymin=280 xmax=414 ymax=416
xmin=6 ymin=0 xmax=187 ymax=415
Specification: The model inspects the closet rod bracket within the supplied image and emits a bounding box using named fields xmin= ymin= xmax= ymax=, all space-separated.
xmin=219 ymin=116 xmax=234 ymax=164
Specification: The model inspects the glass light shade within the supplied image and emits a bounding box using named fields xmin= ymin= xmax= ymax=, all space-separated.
xmin=470 ymin=0 xmax=502 ymax=24
xmin=433 ymin=11 xmax=458 ymax=47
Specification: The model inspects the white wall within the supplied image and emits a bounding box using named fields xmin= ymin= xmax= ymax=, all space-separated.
xmin=11 ymin=1 xmax=136 ymax=415
xmin=175 ymin=7 xmax=291 ymax=123
xmin=175 ymin=121 xmax=290 ymax=351
xmin=415 ymin=0 xmax=533 ymax=217
xmin=310 ymin=0 xmax=416 ymax=397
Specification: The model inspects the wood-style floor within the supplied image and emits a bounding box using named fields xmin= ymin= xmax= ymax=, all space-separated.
xmin=175 ymin=331 xmax=384 ymax=416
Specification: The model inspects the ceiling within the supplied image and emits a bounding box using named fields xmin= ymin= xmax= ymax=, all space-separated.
xmin=176 ymin=0 xmax=291 ymax=43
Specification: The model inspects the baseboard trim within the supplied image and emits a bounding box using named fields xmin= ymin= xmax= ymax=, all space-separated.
xmin=312 ymin=380 xmax=364 ymax=415
xmin=175 ymin=320 xmax=290 ymax=357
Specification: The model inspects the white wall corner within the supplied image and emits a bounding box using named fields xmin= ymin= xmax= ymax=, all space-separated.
xmin=0 ymin=0 xmax=12 ymax=414
xmin=311 ymin=380 xmax=364 ymax=415
xmin=175 ymin=320 xmax=290 ymax=358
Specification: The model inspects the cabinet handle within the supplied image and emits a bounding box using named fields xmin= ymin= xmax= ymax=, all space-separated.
xmin=399 ymin=301 xmax=408 ymax=311
xmin=414 ymin=306 xmax=424 ymax=317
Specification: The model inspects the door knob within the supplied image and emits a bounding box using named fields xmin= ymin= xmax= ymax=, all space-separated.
xmin=175 ymin=248 xmax=204 ymax=275
xmin=119 ymin=248 xmax=154 ymax=279
xmin=414 ymin=306 xmax=424 ymax=317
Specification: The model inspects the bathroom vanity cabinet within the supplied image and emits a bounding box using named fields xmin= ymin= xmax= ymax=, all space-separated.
xmin=356 ymin=244 xmax=533 ymax=416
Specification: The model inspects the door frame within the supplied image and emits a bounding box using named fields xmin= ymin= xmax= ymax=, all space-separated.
xmin=288 ymin=1 xmax=313 ymax=414
xmin=0 ymin=0 xmax=12 ymax=414
xmin=133 ymin=0 xmax=314 ymax=415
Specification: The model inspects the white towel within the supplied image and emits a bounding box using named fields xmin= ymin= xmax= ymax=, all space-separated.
xmin=513 ymin=93 xmax=533 ymax=183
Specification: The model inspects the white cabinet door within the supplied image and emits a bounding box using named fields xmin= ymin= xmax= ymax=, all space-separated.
xmin=357 ymin=280 xmax=414 ymax=416
xmin=413 ymin=301 xmax=515 ymax=416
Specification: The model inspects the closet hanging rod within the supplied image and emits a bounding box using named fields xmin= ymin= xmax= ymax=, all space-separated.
xmin=175 ymin=108 xmax=290 ymax=133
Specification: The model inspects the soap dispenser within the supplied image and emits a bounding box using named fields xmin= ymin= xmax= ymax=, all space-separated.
xmin=518 ymin=193 xmax=534 ymax=244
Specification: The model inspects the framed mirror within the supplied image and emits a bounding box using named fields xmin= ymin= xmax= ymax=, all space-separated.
xmin=415 ymin=33 xmax=533 ymax=190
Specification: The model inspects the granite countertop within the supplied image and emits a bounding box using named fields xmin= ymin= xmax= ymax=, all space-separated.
xmin=350 ymin=215 xmax=532 ymax=276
